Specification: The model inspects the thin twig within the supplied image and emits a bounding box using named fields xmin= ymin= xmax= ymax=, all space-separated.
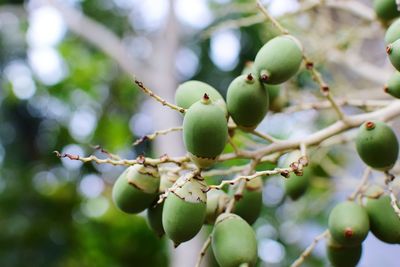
xmin=256 ymin=0 xmax=288 ymax=34
xmin=54 ymin=151 xmax=189 ymax=167
xmin=195 ymin=235 xmax=212 ymax=267
xmin=91 ymin=145 xmax=121 ymax=160
xmin=385 ymin=172 xmax=400 ymax=218
xmin=250 ymin=129 xmax=280 ymax=143
xmin=290 ymin=230 xmax=330 ymax=267
xmin=348 ymin=167 xmax=371 ymax=201
xmin=134 ymin=79 xmax=186 ymax=114
xmin=133 ymin=126 xmax=183 ymax=146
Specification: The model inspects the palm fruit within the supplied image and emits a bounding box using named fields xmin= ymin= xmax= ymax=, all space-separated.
xmin=328 ymin=201 xmax=369 ymax=246
xmin=159 ymin=170 xmax=179 ymax=193
xmin=385 ymin=18 xmax=400 ymax=45
xmin=112 ymin=165 xmax=160 ymax=214
xmin=254 ymin=35 xmax=303 ymax=85
xmin=387 ymin=39 xmax=400 ymax=71
xmin=326 ymin=237 xmax=362 ymax=267
xmin=205 ymin=189 xmax=230 ymax=224
xmin=183 ymin=94 xmax=228 ymax=168
xmin=241 ymin=61 xmax=256 ymax=76
xmin=365 ymin=195 xmax=400 ymax=244
xmin=373 ymin=0 xmax=400 ymax=22
xmin=281 ymin=151 xmax=310 ymax=200
xmin=147 ymin=201 xmax=164 ymax=237
xmin=212 ymin=213 xmax=258 ymax=267
xmin=175 ymin=80 xmax=227 ymax=116
xmin=355 ymin=121 xmax=399 ymax=171
xmin=231 ymin=177 xmax=263 ymax=225
xmin=384 ymin=71 xmax=400 ymax=98
xmin=162 ymin=173 xmax=207 ymax=246
xmin=226 ymin=74 xmax=269 ymax=131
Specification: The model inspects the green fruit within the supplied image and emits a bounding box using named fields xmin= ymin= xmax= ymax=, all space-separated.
xmin=232 ymin=177 xmax=263 ymax=225
xmin=385 ymin=71 xmax=400 ymax=98
xmin=328 ymin=201 xmax=369 ymax=246
xmin=285 ymin=167 xmax=310 ymax=201
xmin=366 ymin=195 xmax=400 ymax=244
xmin=112 ymin=165 xmax=160 ymax=214
xmin=373 ymin=0 xmax=400 ymax=22
xmin=385 ymin=18 xmax=400 ymax=45
xmin=226 ymin=74 xmax=269 ymax=130
xmin=387 ymin=39 xmax=400 ymax=71
xmin=254 ymin=35 xmax=303 ymax=84
xmin=175 ymin=80 xmax=227 ymax=116
xmin=147 ymin=201 xmax=164 ymax=237
xmin=355 ymin=121 xmax=399 ymax=171
xmin=212 ymin=213 xmax=258 ymax=267
xmin=206 ymin=189 xmax=229 ymax=225
xmin=326 ymin=237 xmax=362 ymax=267
xmin=183 ymin=95 xmax=228 ymax=168
xmin=162 ymin=175 xmax=207 ymax=246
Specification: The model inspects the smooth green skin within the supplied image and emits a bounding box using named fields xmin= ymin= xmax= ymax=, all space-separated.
xmin=355 ymin=121 xmax=399 ymax=171
xmin=366 ymin=195 xmax=400 ymax=244
xmin=162 ymin=193 xmax=206 ymax=246
xmin=112 ymin=166 xmax=159 ymax=214
xmin=175 ymin=80 xmax=227 ymax=115
xmin=388 ymin=39 xmax=400 ymax=72
xmin=183 ymin=100 xmax=228 ymax=160
xmin=373 ymin=0 xmax=400 ymax=21
xmin=328 ymin=201 xmax=369 ymax=246
xmin=285 ymin=167 xmax=311 ymax=201
xmin=385 ymin=18 xmax=400 ymax=45
xmin=386 ymin=71 xmax=400 ymax=98
xmin=233 ymin=190 xmax=262 ymax=225
xmin=226 ymin=74 xmax=269 ymax=129
xmin=326 ymin=238 xmax=362 ymax=267
xmin=147 ymin=201 xmax=164 ymax=237
xmin=254 ymin=35 xmax=303 ymax=84
xmin=212 ymin=214 xmax=257 ymax=267
xmin=206 ymin=190 xmax=229 ymax=225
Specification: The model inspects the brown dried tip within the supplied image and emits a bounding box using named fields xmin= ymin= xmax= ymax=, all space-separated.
xmin=137 ymin=154 xmax=146 ymax=164
xmin=203 ymin=93 xmax=210 ymax=100
xmin=383 ymin=85 xmax=389 ymax=93
xmin=246 ymin=73 xmax=254 ymax=81
xmin=260 ymin=74 xmax=269 ymax=83
xmin=281 ymin=170 xmax=290 ymax=178
xmin=386 ymin=44 xmax=393 ymax=54
xmin=234 ymin=193 xmax=243 ymax=201
xmin=305 ymin=61 xmax=314 ymax=70
xmin=344 ymin=227 xmax=353 ymax=238
xmin=321 ymin=85 xmax=329 ymax=93
xmin=365 ymin=121 xmax=375 ymax=130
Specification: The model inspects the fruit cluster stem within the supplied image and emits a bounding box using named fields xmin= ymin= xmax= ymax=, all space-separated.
xmin=133 ymin=126 xmax=183 ymax=146
xmin=194 ymin=235 xmax=212 ymax=267
xmin=290 ymin=229 xmax=330 ymax=267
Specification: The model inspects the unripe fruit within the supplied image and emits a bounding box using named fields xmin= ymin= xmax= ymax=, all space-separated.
xmin=365 ymin=195 xmax=400 ymax=244
xmin=355 ymin=121 xmax=399 ymax=171
xmin=226 ymin=74 xmax=269 ymax=130
xmin=162 ymin=174 xmax=207 ymax=246
xmin=112 ymin=165 xmax=160 ymax=214
xmin=385 ymin=18 xmax=400 ymax=45
xmin=183 ymin=94 xmax=228 ymax=168
xmin=147 ymin=201 xmax=164 ymax=237
xmin=212 ymin=213 xmax=257 ymax=267
xmin=384 ymin=71 xmax=400 ymax=98
xmin=241 ymin=61 xmax=256 ymax=76
xmin=326 ymin=237 xmax=362 ymax=267
xmin=232 ymin=177 xmax=263 ymax=225
xmin=175 ymin=80 xmax=227 ymax=116
xmin=387 ymin=39 xmax=400 ymax=72
xmin=328 ymin=201 xmax=369 ymax=246
xmin=254 ymin=35 xmax=303 ymax=84
xmin=373 ymin=0 xmax=400 ymax=22
xmin=205 ymin=189 xmax=229 ymax=225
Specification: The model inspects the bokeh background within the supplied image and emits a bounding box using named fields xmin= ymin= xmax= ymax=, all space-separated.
xmin=0 ymin=0 xmax=399 ymax=266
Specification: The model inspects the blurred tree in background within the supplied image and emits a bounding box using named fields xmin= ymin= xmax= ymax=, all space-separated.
xmin=0 ymin=0 xmax=399 ymax=267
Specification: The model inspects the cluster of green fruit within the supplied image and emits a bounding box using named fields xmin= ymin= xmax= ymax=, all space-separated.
xmin=327 ymin=193 xmax=400 ymax=267
xmin=111 ymin=34 xmax=304 ymax=267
